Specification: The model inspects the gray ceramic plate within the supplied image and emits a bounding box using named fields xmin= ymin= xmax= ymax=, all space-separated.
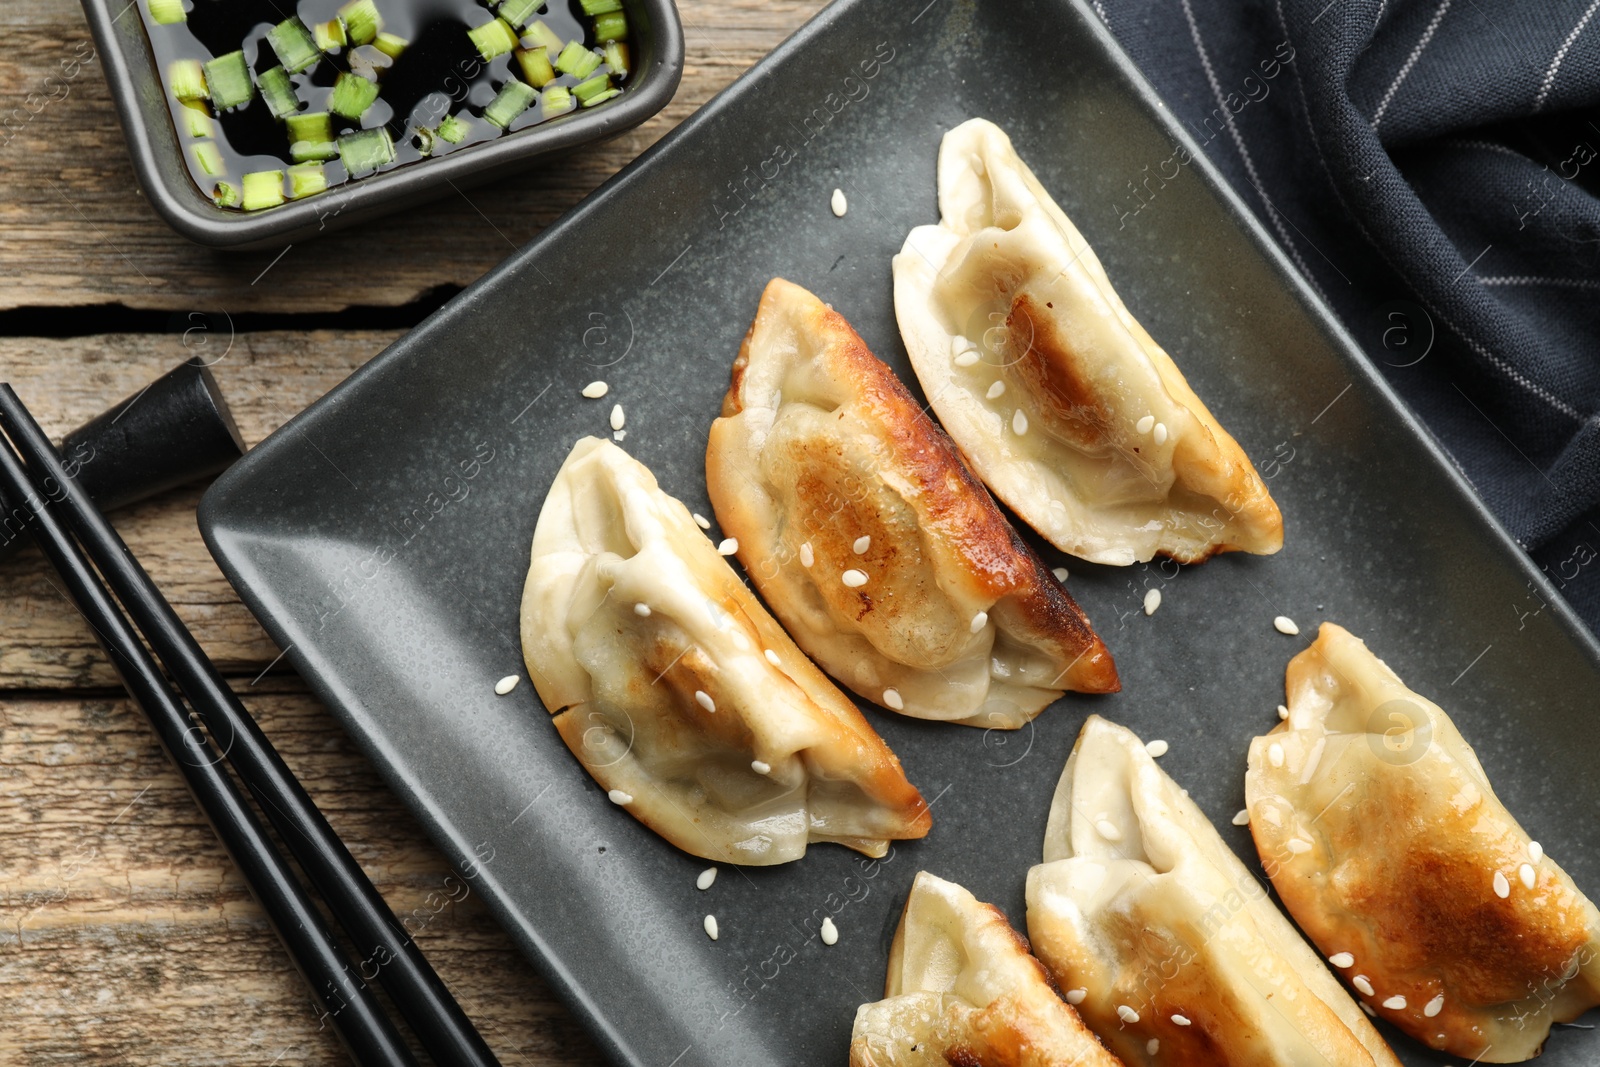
xmin=199 ymin=0 xmax=1600 ymax=1063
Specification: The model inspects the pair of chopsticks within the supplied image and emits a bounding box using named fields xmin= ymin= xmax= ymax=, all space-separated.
xmin=0 ymin=385 xmax=501 ymax=1067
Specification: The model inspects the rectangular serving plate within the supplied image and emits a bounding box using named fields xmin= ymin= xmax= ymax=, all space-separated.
xmin=199 ymin=0 xmax=1600 ymax=1063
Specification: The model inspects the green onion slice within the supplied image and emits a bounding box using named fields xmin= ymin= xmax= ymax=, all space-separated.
xmin=241 ymin=170 xmax=285 ymax=211
xmin=168 ymin=59 xmax=208 ymax=102
xmin=338 ymin=0 xmax=383 ymax=45
xmin=258 ymin=66 xmax=301 ymax=119
xmin=555 ymin=42 xmax=603 ymax=78
xmin=204 ymin=50 xmax=254 ymax=110
xmin=468 ymin=18 xmax=519 ymax=61
xmin=515 ymin=46 xmax=556 ymax=87
xmin=438 ymin=113 xmax=470 ymax=143
xmin=337 ymin=127 xmax=395 ymax=176
xmin=484 ymin=78 xmax=538 ymax=128
xmin=593 ymin=12 xmax=626 ymax=43
xmin=267 ymin=17 xmax=321 ymax=73
xmin=147 ymin=0 xmax=186 ymax=24
xmin=329 ymin=71 xmax=380 ymax=120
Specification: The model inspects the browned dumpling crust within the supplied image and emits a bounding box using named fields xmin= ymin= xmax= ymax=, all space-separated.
xmin=706 ymin=278 xmax=1117 ymax=730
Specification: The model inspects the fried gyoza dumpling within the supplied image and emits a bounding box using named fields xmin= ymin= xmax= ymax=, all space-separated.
xmin=850 ymin=871 xmax=1123 ymax=1067
xmin=893 ymin=118 xmax=1282 ymax=566
xmin=1245 ymin=623 xmax=1600 ymax=1061
xmin=1025 ymin=716 xmax=1401 ymax=1067
xmin=706 ymin=278 xmax=1118 ymax=730
xmin=521 ymin=437 xmax=931 ymax=865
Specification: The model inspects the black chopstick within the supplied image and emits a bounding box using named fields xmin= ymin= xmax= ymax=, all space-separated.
xmin=0 ymin=386 xmax=503 ymax=1067
xmin=0 ymin=409 xmax=419 ymax=1067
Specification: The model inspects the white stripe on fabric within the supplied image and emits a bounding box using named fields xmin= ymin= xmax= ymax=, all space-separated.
xmin=1480 ymin=275 xmax=1600 ymax=291
xmin=1535 ymin=0 xmax=1600 ymax=112
xmin=1372 ymin=0 xmax=1452 ymax=129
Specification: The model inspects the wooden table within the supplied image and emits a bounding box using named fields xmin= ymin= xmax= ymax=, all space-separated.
xmin=0 ymin=2 xmax=826 ymax=1062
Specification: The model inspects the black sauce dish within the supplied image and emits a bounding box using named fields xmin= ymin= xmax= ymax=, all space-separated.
xmin=79 ymin=0 xmax=684 ymax=250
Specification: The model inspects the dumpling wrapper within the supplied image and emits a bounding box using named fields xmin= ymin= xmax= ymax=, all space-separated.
xmin=707 ymin=278 xmax=1118 ymax=730
xmin=850 ymin=870 xmax=1122 ymax=1067
xmin=521 ymin=437 xmax=931 ymax=866
xmin=893 ymin=117 xmax=1282 ymax=565
xmin=1026 ymin=715 xmax=1400 ymax=1067
xmin=1246 ymin=623 xmax=1600 ymax=1061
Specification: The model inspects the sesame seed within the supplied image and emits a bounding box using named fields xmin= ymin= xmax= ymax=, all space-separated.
xmin=830 ymin=188 xmax=848 ymax=217
xmin=1136 ymin=415 xmax=1155 ymax=434
xmin=1493 ymin=870 xmax=1510 ymax=898
xmin=1274 ymin=615 xmax=1299 ymax=635
xmin=1383 ymin=995 xmax=1407 ymax=1010
xmin=1147 ymin=1039 xmax=1160 ymax=1055
xmin=1066 ymin=988 xmax=1087 ymax=1005
xmin=1171 ymin=1014 xmax=1191 ymax=1026
xmin=1530 ymin=841 xmax=1543 ymax=863
xmin=1329 ymin=952 xmax=1354 ymax=969
xmin=581 ymin=381 xmax=609 ymax=399
xmin=1096 ymin=819 xmax=1123 ymax=842
xmin=1116 ymin=1005 xmax=1139 ymax=1024
xmin=764 ymin=649 xmax=780 ymax=666
xmin=1360 ymin=1002 xmax=1375 ymax=1017
xmin=1268 ymin=742 xmax=1285 ymax=768
xmin=1424 ymin=994 xmax=1444 ymax=1018
xmin=1153 ymin=422 xmax=1168 ymax=445
xmin=730 ymin=631 xmax=750 ymax=651
xmin=853 ymin=535 xmax=871 ymax=554
xmin=751 ymin=760 xmax=771 ymax=774
xmin=613 ymin=430 xmax=627 ymax=441
xmin=1261 ymin=806 xmax=1282 ymax=827
xmin=717 ymin=538 xmax=738 ymax=555
xmin=1013 ymin=409 xmax=1029 ymax=435
xmin=1232 ymin=809 xmax=1250 ymax=826
xmin=1286 ymin=838 xmax=1312 ymax=854
xmin=634 ymin=603 xmax=652 ymax=617
xmin=842 ymin=569 xmax=868 ymax=588
xmin=986 ymin=380 xmax=1006 ymax=399
xmin=954 ymin=350 xmax=981 ymax=367
xmin=1052 ymin=566 xmax=1069 ymax=582
xmin=693 ymin=512 xmax=711 ymax=530
xmin=695 ymin=690 xmax=715 ymax=713
xmin=1520 ymin=863 xmax=1535 ymax=889
xmin=1145 ymin=739 xmax=1169 ymax=757
xmin=697 ymin=867 xmax=717 ymax=890
xmin=882 ymin=688 xmax=904 ymax=711
xmin=608 ymin=789 xmax=633 ymax=805
xmin=1277 ymin=704 xmax=1290 ymax=720
xmin=820 ymin=916 xmax=839 ymax=946
xmin=494 ymin=675 xmax=520 ymax=695
xmin=969 ymin=611 xmax=988 ymax=633
xmin=1144 ymin=588 xmax=1162 ymax=615
xmin=951 ymin=335 xmax=975 ymax=357
xmin=704 ymin=914 xmax=719 ymax=940
xmin=609 ymin=404 xmax=625 ymax=430
xmin=799 ymin=542 xmax=814 ymax=568
xmin=1352 ymin=975 xmax=1375 ymax=997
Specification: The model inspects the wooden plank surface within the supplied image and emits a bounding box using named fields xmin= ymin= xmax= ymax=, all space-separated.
xmin=0 ymin=0 xmax=826 ymax=313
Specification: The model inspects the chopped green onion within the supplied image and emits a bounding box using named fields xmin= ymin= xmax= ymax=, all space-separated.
xmin=579 ymin=0 xmax=623 ymax=13
xmin=572 ymin=73 xmax=611 ymax=104
xmin=603 ymin=40 xmax=629 ymax=76
xmin=329 ymin=71 xmax=380 ymax=120
xmin=267 ymin=17 xmax=321 ymax=73
xmin=555 ymin=42 xmax=603 ymax=78
xmin=497 ymin=0 xmax=543 ymax=28
xmin=204 ymin=50 xmax=254 ymax=110
xmin=414 ymin=126 xmax=437 ymax=156
xmin=338 ymin=0 xmax=383 ymax=45
xmin=484 ymin=78 xmax=537 ymax=128
xmin=313 ymin=19 xmax=346 ymax=51
xmin=524 ymin=20 xmax=565 ymax=54
xmin=169 ymin=59 xmax=207 ymax=102
xmin=373 ymin=32 xmax=409 ymax=59
xmin=468 ymin=18 xmax=518 ymax=60
xmin=540 ymin=84 xmax=574 ymax=118
xmin=291 ymin=139 xmax=337 ymax=163
xmin=337 ymin=127 xmax=395 ymax=176
xmin=287 ymin=162 xmax=328 ymax=198
xmin=258 ymin=66 xmax=301 ymax=119
xmin=241 ymin=170 xmax=285 ymax=211
xmin=191 ymin=140 xmax=224 ymax=176
xmin=147 ymin=0 xmax=186 ymax=24
xmin=582 ymin=87 xmax=621 ymax=107
xmin=515 ymin=46 xmax=556 ymax=87
xmin=593 ymin=12 xmax=626 ymax=43
xmin=213 ymin=181 xmax=241 ymax=208
xmin=286 ymin=111 xmax=336 ymax=161
xmin=179 ymin=99 xmax=214 ymax=138
xmin=438 ymin=113 xmax=470 ymax=143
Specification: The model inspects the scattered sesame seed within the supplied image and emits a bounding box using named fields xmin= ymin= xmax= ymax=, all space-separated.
xmin=1052 ymin=566 xmax=1070 ymax=582
xmin=693 ymin=512 xmax=712 ymax=530
xmin=882 ymin=688 xmax=904 ymax=711
xmin=1424 ymin=994 xmax=1444 ymax=1018
xmin=1144 ymin=588 xmax=1162 ymax=615
xmin=609 ymin=403 xmax=625 ymax=430
xmin=1153 ymin=422 xmax=1168 ymax=445
xmin=1520 ymin=863 xmax=1535 ymax=889
xmin=764 ymin=649 xmax=780 ymax=666
xmin=1232 ymin=809 xmax=1250 ymax=826
xmin=955 ymin=350 xmax=981 ymax=367
xmin=952 ymin=335 xmax=975 ymax=357
xmin=1116 ymin=1005 xmax=1140 ymax=1024
xmin=731 ymin=631 xmax=751 ymax=651
xmin=1261 ymin=807 xmax=1283 ymax=827
xmin=842 ymin=569 xmax=868 ymax=588
xmin=1277 ymin=704 xmax=1290 ymax=720
xmin=830 ymin=188 xmax=848 ymax=217
xmin=1329 ymin=952 xmax=1355 ymax=969
xmin=1066 ymin=988 xmax=1088 ymax=1005
xmin=581 ymin=381 xmax=609 ymax=399
xmin=1286 ymin=838 xmax=1312 ymax=854
xmin=751 ymin=760 xmax=771 ymax=774
xmin=1274 ymin=615 xmax=1299 ymax=635
xmin=1013 ymin=409 xmax=1029 ymax=435
xmin=853 ymin=535 xmax=871 ymax=554
xmin=634 ymin=603 xmax=652 ymax=617
xmin=608 ymin=789 xmax=633 ymax=805
xmin=969 ymin=611 xmax=988 ymax=633
xmin=1147 ymin=1039 xmax=1160 ymax=1055
xmin=1352 ymin=975 xmax=1375 ymax=996
xmin=799 ymin=542 xmax=814 ymax=568
xmin=1493 ymin=870 xmax=1510 ymax=898
xmin=986 ymin=380 xmax=1006 ymax=399
xmin=1530 ymin=841 xmax=1544 ymax=863
xmin=613 ymin=430 xmax=626 ymax=441
xmin=1145 ymin=739 xmax=1169 ymax=757
xmin=1383 ymin=995 xmax=1407 ymax=1010
xmin=494 ymin=674 xmax=520 ymax=695
xmin=1268 ymin=742 xmax=1285 ymax=768
xmin=695 ymin=690 xmax=715 ymax=713
xmin=1171 ymin=1014 xmax=1191 ymax=1027
xmin=716 ymin=538 xmax=738 ymax=555
xmin=704 ymin=914 xmax=719 ymax=940
xmin=1136 ymin=415 xmax=1155 ymax=434
xmin=820 ymin=916 xmax=839 ymax=945
xmin=1096 ymin=819 xmax=1123 ymax=842
xmin=697 ymin=867 xmax=717 ymax=890
xmin=1360 ymin=1002 xmax=1375 ymax=1017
